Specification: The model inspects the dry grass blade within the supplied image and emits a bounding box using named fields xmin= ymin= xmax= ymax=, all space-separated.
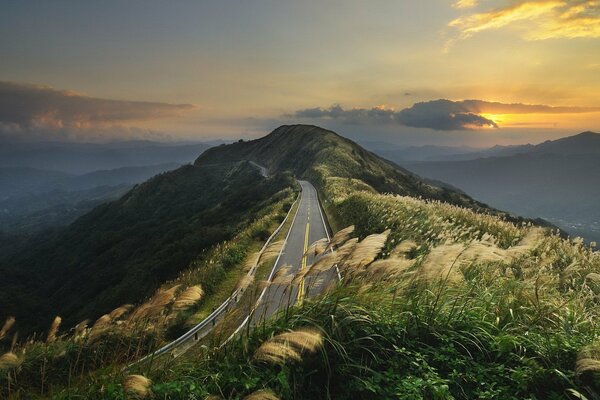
xmin=307 ymin=253 xmax=336 ymax=276
xmin=291 ymin=268 xmax=309 ymax=285
xmin=254 ymin=341 xmax=302 ymax=365
xmin=306 ymin=238 xmax=328 ymax=257
xmin=327 ymin=225 xmax=355 ymax=251
xmin=0 ymin=352 xmax=20 ymax=370
xmin=243 ymin=390 xmax=280 ymax=400
xmin=360 ymin=258 xmax=414 ymax=281
xmin=576 ymin=342 xmax=600 ymax=375
xmin=276 ymin=327 xmax=323 ymax=353
xmin=108 ymin=304 xmax=133 ymax=320
xmin=254 ymin=327 xmax=323 ymax=365
xmin=173 ymin=285 xmax=204 ymax=311
xmin=46 ymin=316 xmax=62 ymax=343
xmin=390 ymin=240 xmax=418 ymax=258
xmin=0 ymin=316 xmax=15 ymax=340
xmin=244 ymin=250 xmax=261 ymax=273
xmin=74 ymin=319 xmax=90 ymax=337
xmin=576 ymin=358 xmax=600 ymax=375
xmin=89 ymin=314 xmax=112 ymax=340
xmin=586 ymin=273 xmax=600 ymax=283
xmin=261 ymin=240 xmax=285 ymax=262
xmin=335 ymin=238 xmax=358 ymax=260
xmin=129 ymin=285 xmax=181 ymax=322
xmin=128 ymin=304 xmax=152 ymax=322
xmin=123 ymin=374 xmax=152 ymax=397
xmin=272 ymin=264 xmax=292 ymax=283
xmin=151 ymin=285 xmax=180 ymax=308
xmin=347 ymin=230 xmax=390 ymax=269
xmin=236 ymin=274 xmax=255 ymax=291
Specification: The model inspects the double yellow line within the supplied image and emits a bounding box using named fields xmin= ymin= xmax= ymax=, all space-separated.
xmin=297 ymin=211 xmax=310 ymax=304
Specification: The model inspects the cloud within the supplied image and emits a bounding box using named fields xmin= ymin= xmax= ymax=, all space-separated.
xmin=292 ymin=104 xmax=397 ymax=125
xmin=396 ymin=100 xmax=498 ymax=130
xmin=452 ymin=0 xmax=479 ymax=9
xmin=289 ymin=99 xmax=600 ymax=131
xmin=449 ymin=0 xmax=600 ymax=41
xmin=0 ymin=81 xmax=196 ymax=139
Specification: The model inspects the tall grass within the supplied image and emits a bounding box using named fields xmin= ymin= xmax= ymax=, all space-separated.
xmin=4 ymin=172 xmax=600 ymax=398
xmin=0 ymin=189 xmax=297 ymax=398
xmin=91 ymin=185 xmax=599 ymax=399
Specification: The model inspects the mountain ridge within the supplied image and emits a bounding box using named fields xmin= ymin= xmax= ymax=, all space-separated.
xmin=406 ymin=131 xmax=600 ymax=242
xmin=197 ymin=124 xmax=496 ymax=213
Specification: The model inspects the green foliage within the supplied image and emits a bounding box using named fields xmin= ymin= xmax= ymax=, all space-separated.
xmin=2 ymin=125 xmax=598 ymax=399
xmin=0 ymin=161 xmax=295 ymax=335
xmin=62 ymin=271 xmax=599 ymax=399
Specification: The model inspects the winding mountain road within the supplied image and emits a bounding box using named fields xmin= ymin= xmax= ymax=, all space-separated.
xmin=129 ymin=169 xmax=334 ymax=367
xmin=249 ymin=180 xmax=332 ymax=325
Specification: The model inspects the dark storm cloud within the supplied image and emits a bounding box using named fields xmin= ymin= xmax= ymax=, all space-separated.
xmin=290 ymin=99 xmax=600 ymax=131
xmin=0 ymin=81 xmax=196 ymax=132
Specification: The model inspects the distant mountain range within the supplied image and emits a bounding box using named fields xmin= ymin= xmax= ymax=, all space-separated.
xmin=0 ymin=163 xmax=181 ymax=232
xmin=0 ymin=138 xmax=222 ymax=232
xmin=400 ymin=131 xmax=600 ymax=242
xmin=0 ymin=139 xmax=218 ymax=174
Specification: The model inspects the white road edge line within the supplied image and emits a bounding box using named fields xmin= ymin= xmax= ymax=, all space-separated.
xmin=221 ymin=183 xmax=304 ymax=346
xmin=315 ymin=188 xmax=342 ymax=281
xmin=127 ymin=186 xmax=300 ymax=368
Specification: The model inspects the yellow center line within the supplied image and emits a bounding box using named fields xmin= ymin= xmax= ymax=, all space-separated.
xmin=297 ymin=220 xmax=310 ymax=304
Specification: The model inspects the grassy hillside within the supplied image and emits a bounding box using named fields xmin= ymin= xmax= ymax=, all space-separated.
xmin=197 ymin=125 xmax=496 ymax=213
xmin=2 ymin=125 xmax=598 ymax=399
xmin=405 ymin=132 xmax=600 ymax=242
xmin=0 ymin=161 xmax=296 ymax=335
xmin=22 ymin=163 xmax=599 ymax=399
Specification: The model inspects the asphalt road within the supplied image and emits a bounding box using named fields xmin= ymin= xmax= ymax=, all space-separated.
xmin=130 ymin=177 xmax=333 ymax=366
xmin=250 ymin=180 xmax=333 ymax=324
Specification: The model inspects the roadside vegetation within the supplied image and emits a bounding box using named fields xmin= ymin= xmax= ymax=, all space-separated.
xmin=0 ymin=161 xmax=295 ymax=335
xmin=6 ymin=171 xmax=597 ymax=399
xmin=0 ymin=163 xmax=298 ymax=398
xmin=2 ymin=126 xmax=599 ymax=398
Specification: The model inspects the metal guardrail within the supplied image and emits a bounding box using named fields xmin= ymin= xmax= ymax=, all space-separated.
xmin=221 ymin=186 xmax=303 ymax=346
xmin=127 ymin=191 xmax=300 ymax=368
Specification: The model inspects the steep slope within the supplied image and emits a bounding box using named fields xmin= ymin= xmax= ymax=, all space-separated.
xmin=197 ymin=125 xmax=494 ymax=213
xmin=0 ymin=161 xmax=295 ymax=334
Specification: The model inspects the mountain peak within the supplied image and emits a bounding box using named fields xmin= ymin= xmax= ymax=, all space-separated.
xmin=196 ymin=125 xmax=499 ymax=214
xmin=574 ymin=130 xmax=599 ymax=137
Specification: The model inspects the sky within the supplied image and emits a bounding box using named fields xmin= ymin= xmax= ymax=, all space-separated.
xmin=1 ymin=0 xmax=599 ymax=147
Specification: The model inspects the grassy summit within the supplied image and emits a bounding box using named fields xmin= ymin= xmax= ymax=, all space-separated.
xmin=197 ymin=125 xmax=490 ymax=211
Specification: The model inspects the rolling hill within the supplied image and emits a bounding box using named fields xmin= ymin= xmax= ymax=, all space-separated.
xmin=0 ymin=124 xmax=501 ymax=336
xmin=0 ymin=161 xmax=296 ymax=334
xmin=197 ymin=125 xmax=500 ymax=214
xmin=2 ymin=125 xmax=599 ymax=399
xmin=406 ymin=131 xmax=600 ymax=242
